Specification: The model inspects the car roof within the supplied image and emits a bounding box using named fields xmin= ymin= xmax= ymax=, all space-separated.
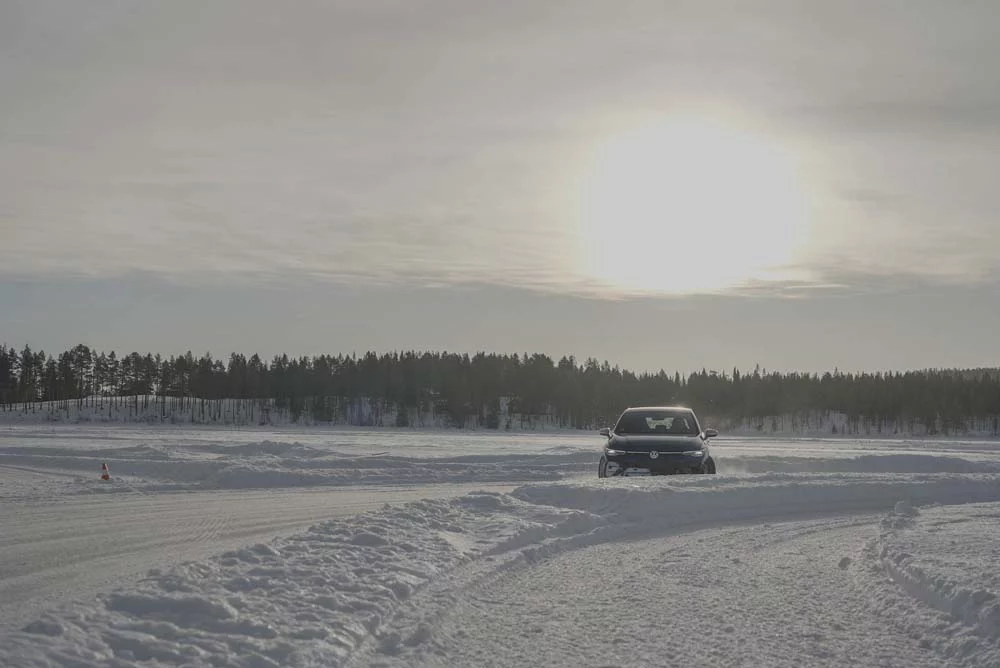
xmin=623 ymin=406 xmax=694 ymax=413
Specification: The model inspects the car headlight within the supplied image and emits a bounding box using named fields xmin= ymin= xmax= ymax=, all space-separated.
xmin=682 ymin=450 xmax=704 ymax=457
xmin=605 ymin=448 xmax=626 ymax=456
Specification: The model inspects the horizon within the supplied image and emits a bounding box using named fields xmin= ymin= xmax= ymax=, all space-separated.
xmin=3 ymin=1 xmax=999 ymax=371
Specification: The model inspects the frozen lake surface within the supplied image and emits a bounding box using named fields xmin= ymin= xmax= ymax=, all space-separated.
xmin=2 ymin=425 xmax=999 ymax=666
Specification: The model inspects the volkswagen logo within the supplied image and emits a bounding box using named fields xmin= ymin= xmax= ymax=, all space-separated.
xmin=649 ymin=450 xmax=659 ymax=459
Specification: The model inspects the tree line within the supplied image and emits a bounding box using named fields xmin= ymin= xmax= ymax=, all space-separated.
xmin=0 ymin=343 xmax=998 ymax=431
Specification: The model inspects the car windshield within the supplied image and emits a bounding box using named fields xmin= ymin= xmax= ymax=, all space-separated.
xmin=614 ymin=410 xmax=699 ymax=435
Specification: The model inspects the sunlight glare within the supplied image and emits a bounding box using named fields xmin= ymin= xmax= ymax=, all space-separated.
xmin=575 ymin=119 xmax=812 ymax=295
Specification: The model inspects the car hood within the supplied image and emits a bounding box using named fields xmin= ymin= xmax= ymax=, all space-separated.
xmin=609 ymin=435 xmax=704 ymax=452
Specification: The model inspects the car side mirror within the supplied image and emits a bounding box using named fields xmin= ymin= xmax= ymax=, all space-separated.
xmin=599 ymin=427 xmax=610 ymax=437
xmin=703 ymin=428 xmax=718 ymax=439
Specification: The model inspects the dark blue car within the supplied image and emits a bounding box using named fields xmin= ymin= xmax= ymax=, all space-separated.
xmin=598 ymin=406 xmax=718 ymax=477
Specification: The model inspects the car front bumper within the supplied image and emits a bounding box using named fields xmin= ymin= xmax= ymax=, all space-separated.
xmin=605 ymin=452 xmax=707 ymax=474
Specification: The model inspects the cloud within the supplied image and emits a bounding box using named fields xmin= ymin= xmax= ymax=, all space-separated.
xmin=2 ymin=0 xmax=1000 ymax=298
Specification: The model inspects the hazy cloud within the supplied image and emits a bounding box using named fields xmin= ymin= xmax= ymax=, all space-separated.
xmin=3 ymin=0 xmax=999 ymax=296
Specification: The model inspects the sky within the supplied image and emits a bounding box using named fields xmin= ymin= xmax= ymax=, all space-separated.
xmin=2 ymin=0 xmax=998 ymax=373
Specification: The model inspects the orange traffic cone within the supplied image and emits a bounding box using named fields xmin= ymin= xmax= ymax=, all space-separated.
xmin=101 ymin=462 xmax=110 ymax=481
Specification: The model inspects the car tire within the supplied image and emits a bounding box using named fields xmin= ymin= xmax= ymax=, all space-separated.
xmin=598 ymin=456 xmax=609 ymax=478
xmin=703 ymin=457 xmax=717 ymax=474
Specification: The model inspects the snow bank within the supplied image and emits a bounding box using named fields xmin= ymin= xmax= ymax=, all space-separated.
xmin=0 ymin=396 xmax=570 ymax=431
xmin=0 ymin=439 xmax=596 ymax=496
xmin=7 ymin=399 xmax=1000 ymax=437
xmin=6 ymin=473 xmax=1000 ymax=667
xmin=0 ymin=493 xmax=595 ymax=667
xmin=719 ymin=453 xmax=1000 ymax=475
xmin=198 ymin=451 xmax=593 ymax=490
xmin=714 ymin=410 xmax=1000 ymax=438
xmin=513 ymin=474 xmax=1000 ymax=531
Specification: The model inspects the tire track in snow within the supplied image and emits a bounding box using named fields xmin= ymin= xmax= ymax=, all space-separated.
xmin=370 ymin=518 xmax=948 ymax=667
xmin=350 ymin=475 xmax=1000 ymax=667
xmin=855 ymin=504 xmax=1000 ymax=666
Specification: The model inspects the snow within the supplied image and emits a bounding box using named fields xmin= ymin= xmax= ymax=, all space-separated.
xmin=1 ymin=493 xmax=592 ymax=667
xmin=419 ymin=519 xmax=927 ymax=667
xmin=0 ymin=396 xmax=570 ymax=431
xmin=870 ymin=502 xmax=1000 ymax=663
xmin=4 ymin=424 xmax=1000 ymax=500
xmin=716 ymin=411 xmax=1000 ymax=438
xmin=0 ymin=425 xmax=597 ymax=499
xmin=2 ymin=425 xmax=1000 ymax=666
xmin=0 ymin=483 xmax=518 ymax=635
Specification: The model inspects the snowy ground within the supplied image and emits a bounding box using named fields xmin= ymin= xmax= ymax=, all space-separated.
xmin=0 ymin=483 xmax=516 ymax=635
xmin=4 ymin=424 xmax=1000 ymax=498
xmin=2 ymin=425 xmax=1000 ymax=666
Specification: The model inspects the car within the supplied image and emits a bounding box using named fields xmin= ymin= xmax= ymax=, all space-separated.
xmin=598 ymin=406 xmax=718 ymax=477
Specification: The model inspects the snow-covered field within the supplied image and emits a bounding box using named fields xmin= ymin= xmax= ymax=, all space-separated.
xmin=2 ymin=425 xmax=1000 ymax=667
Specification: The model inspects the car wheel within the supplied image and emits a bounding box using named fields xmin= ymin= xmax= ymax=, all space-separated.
xmin=598 ymin=456 xmax=625 ymax=478
xmin=703 ymin=457 xmax=717 ymax=474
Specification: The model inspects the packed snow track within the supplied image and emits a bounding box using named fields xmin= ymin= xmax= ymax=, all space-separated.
xmin=407 ymin=518 xmax=925 ymax=667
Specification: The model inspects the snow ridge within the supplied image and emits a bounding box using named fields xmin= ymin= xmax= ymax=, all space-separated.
xmin=0 ymin=493 xmax=594 ymax=667
xmin=512 ymin=473 xmax=1000 ymax=527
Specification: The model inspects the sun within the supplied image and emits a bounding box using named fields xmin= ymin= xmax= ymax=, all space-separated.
xmin=574 ymin=118 xmax=812 ymax=295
